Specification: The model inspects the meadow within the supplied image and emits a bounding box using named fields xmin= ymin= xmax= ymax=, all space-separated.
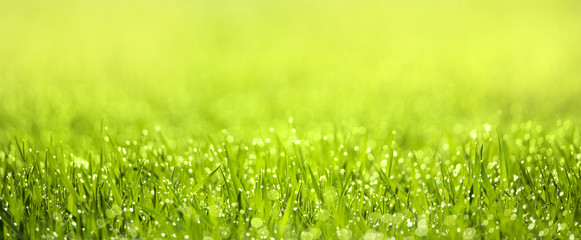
xmin=1 ymin=0 xmax=581 ymax=239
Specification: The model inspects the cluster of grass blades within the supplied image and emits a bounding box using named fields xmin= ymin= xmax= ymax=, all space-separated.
xmin=1 ymin=120 xmax=580 ymax=239
xmin=2 ymin=0 xmax=581 ymax=239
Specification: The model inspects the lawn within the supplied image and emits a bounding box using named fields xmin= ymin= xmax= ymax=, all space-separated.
xmin=1 ymin=0 xmax=581 ymax=239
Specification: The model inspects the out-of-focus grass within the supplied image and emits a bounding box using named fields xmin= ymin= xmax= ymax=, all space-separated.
xmin=1 ymin=0 xmax=581 ymax=239
xmin=2 ymin=0 xmax=580 ymax=144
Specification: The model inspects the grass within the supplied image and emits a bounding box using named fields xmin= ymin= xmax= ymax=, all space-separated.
xmin=1 ymin=0 xmax=581 ymax=239
xmin=3 ymin=121 xmax=581 ymax=239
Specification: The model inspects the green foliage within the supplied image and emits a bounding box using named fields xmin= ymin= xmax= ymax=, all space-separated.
xmin=1 ymin=121 xmax=581 ymax=239
xmin=1 ymin=0 xmax=581 ymax=239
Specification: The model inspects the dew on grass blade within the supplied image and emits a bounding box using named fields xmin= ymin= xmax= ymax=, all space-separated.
xmin=309 ymin=228 xmax=322 ymax=239
xmin=444 ymin=215 xmax=457 ymax=226
xmin=257 ymin=228 xmax=270 ymax=239
xmin=251 ymin=218 xmax=263 ymax=228
xmin=300 ymin=230 xmax=314 ymax=240
xmin=218 ymin=226 xmax=231 ymax=238
xmin=337 ymin=229 xmax=352 ymax=240
xmin=463 ymin=228 xmax=476 ymax=239
xmin=415 ymin=226 xmax=428 ymax=237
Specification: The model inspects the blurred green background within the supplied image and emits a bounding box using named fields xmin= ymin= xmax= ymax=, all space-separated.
xmin=1 ymin=0 xmax=580 ymax=147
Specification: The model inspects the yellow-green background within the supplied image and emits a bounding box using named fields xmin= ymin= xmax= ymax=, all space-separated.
xmin=1 ymin=0 xmax=580 ymax=146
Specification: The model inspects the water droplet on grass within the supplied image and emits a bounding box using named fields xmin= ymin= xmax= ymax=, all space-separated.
xmin=218 ymin=226 xmax=231 ymax=238
xmin=415 ymin=226 xmax=428 ymax=237
xmin=251 ymin=218 xmax=263 ymax=228
xmin=337 ymin=229 xmax=352 ymax=240
xmin=268 ymin=190 xmax=280 ymax=200
xmin=258 ymin=227 xmax=269 ymax=239
xmin=300 ymin=231 xmax=314 ymax=240
xmin=309 ymin=228 xmax=321 ymax=239
xmin=380 ymin=159 xmax=387 ymax=168
xmin=463 ymin=228 xmax=475 ymax=239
